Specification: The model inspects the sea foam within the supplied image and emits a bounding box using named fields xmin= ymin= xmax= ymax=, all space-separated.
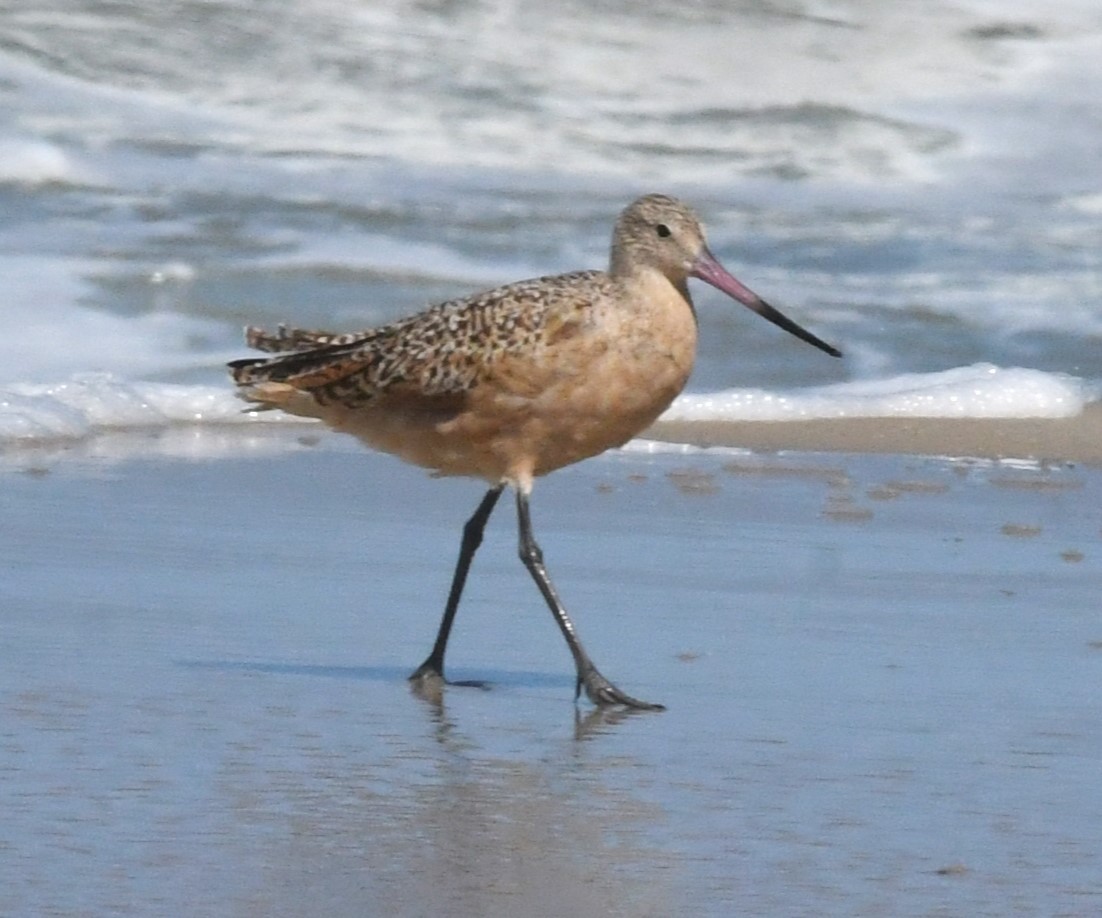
xmin=0 ymin=364 xmax=1092 ymax=452
xmin=664 ymin=364 xmax=1090 ymax=423
xmin=0 ymin=375 xmax=284 ymax=444
xmin=0 ymin=138 xmax=85 ymax=186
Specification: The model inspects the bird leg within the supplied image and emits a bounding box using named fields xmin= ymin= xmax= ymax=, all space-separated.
xmin=514 ymin=491 xmax=665 ymax=711
xmin=409 ymin=485 xmax=504 ymax=685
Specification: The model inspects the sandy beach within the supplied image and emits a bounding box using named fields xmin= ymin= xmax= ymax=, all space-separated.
xmin=3 ymin=427 xmax=1100 ymax=916
xmin=652 ymin=401 xmax=1102 ymax=466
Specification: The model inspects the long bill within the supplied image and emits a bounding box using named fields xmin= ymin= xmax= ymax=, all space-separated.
xmin=690 ymin=247 xmax=842 ymax=358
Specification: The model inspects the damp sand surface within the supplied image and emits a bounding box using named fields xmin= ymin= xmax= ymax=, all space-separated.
xmin=2 ymin=430 xmax=1101 ymax=916
xmin=651 ymin=400 xmax=1102 ymax=465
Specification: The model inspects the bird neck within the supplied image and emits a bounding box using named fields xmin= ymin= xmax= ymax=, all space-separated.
xmin=612 ymin=264 xmax=696 ymax=324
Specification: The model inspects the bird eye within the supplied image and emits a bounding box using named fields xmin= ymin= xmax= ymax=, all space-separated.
xmin=655 ymin=223 xmax=671 ymax=238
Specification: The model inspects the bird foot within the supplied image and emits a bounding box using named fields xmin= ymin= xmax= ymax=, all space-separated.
xmin=408 ymin=660 xmax=489 ymax=691
xmin=408 ymin=658 xmax=444 ymax=684
xmin=577 ymin=665 xmax=665 ymax=711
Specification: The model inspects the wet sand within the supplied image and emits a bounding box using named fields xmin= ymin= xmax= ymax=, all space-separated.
xmin=651 ymin=401 xmax=1102 ymax=465
xmin=3 ymin=429 xmax=1101 ymax=916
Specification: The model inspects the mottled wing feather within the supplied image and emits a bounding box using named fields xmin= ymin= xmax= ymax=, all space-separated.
xmin=229 ymin=270 xmax=608 ymax=408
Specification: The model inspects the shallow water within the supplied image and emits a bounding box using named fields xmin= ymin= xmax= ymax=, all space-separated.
xmin=3 ymin=437 xmax=1100 ymax=915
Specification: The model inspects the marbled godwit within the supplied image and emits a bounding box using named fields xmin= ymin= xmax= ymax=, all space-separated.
xmin=229 ymin=194 xmax=840 ymax=710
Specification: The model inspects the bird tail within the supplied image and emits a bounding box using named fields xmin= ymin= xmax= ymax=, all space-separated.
xmin=244 ymin=324 xmax=362 ymax=353
xmin=228 ymin=326 xmax=341 ymax=414
xmin=227 ymin=323 xmax=384 ymax=414
xmin=232 ymin=380 xmax=309 ymax=412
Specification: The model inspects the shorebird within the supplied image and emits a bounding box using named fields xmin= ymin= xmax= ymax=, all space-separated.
xmin=229 ymin=194 xmax=840 ymax=710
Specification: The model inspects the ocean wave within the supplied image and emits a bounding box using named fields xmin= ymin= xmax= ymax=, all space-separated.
xmin=1 ymin=365 xmax=1094 ymax=455
xmin=0 ymin=374 xmax=290 ymax=446
xmin=665 ymin=364 xmax=1093 ymax=422
xmin=1 ymin=0 xmax=1100 ymax=457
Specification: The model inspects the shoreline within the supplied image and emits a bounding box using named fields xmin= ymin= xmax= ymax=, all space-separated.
xmin=5 ymin=402 xmax=1102 ymax=472
xmin=649 ymin=401 xmax=1102 ymax=465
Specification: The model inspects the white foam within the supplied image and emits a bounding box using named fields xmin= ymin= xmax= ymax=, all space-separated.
xmin=664 ymin=364 xmax=1091 ymax=423
xmin=0 ymin=138 xmax=86 ymax=186
xmin=0 ymin=374 xmax=299 ymax=444
xmin=617 ymin=439 xmax=752 ymax=459
xmin=1 ymin=364 xmax=1090 ymax=456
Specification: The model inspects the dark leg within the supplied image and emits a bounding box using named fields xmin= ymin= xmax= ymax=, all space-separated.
xmin=514 ymin=491 xmax=664 ymax=711
xmin=410 ymin=485 xmax=504 ymax=683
